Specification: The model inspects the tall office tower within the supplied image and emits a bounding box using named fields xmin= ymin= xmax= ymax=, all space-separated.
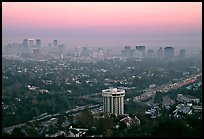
xmin=22 ymin=39 xmax=29 ymax=53
xmin=54 ymin=40 xmax=58 ymax=47
xmin=36 ymin=39 xmax=41 ymax=48
xmin=97 ymin=48 xmax=104 ymax=58
xmin=58 ymin=44 xmax=64 ymax=55
xmin=74 ymin=47 xmax=81 ymax=57
xmin=164 ymin=47 xmax=174 ymax=59
xmin=147 ymin=49 xmax=154 ymax=58
xmin=23 ymin=39 xmax=29 ymax=46
xmin=136 ymin=46 xmax=145 ymax=57
xmin=157 ymin=47 xmax=163 ymax=59
xmin=124 ymin=46 xmax=133 ymax=58
xmin=81 ymin=47 xmax=90 ymax=57
xmin=28 ymin=39 xmax=34 ymax=54
xmin=179 ymin=49 xmax=186 ymax=58
xmin=102 ymin=88 xmax=125 ymax=116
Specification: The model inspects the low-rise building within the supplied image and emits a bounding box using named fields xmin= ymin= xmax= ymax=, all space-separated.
xmin=192 ymin=105 xmax=202 ymax=113
xmin=177 ymin=94 xmax=200 ymax=104
xmin=119 ymin=115 xmax=140 ymax=128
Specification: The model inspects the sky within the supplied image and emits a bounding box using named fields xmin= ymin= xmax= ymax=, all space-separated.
xmin=2 ymin=2 xmax=202 ymax=50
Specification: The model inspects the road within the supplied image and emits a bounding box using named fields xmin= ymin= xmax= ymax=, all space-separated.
xmin=134 ymin=73 xmax=202 ymax=102
xmin=3 ymin=103 xmax=102 ymax=134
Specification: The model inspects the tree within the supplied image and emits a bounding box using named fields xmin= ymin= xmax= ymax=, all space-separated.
xmin=26 ymin=127 xmax=39 ymax=137
xmin=57 ymin=114 xmax=66 ymax=125
xmin=105 ymin=129 xmax=113 ymax=137
xmin=119 ymin=121 xmax=127 ymax=130
xmin=2 ymin=131 xmax=10 ymax=137
xmin=75 ymin=107 xmax=94 ymax=128
xmin=10 ymin=127 xmax=26 ymax=137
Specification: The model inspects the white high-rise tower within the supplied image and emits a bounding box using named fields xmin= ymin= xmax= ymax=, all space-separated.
xmin=102 ymin=88 xmax=125 ymax=116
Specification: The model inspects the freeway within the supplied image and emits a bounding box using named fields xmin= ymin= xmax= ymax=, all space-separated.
xmin=3 ymin=103 xmax=102 ymax=134
xmin=3 ymin=123 xmax=25 ymax=134
xmin=134 ymin=73 xmax=202 ymax=102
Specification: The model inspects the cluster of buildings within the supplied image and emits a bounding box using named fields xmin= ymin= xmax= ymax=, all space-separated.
xmin=121 ymin=46 xmax=145 ymax=59
xmin=27 ymin=85 xmax=49 ymax=94
xmin=101 ymin=84 xmax=201 ymax=120
xmin=4 ymin=38 xmax=42 ymax=56
xmin=177 ymin=94 xmax=200 ymax=104
xmin=172 ymin=93 xmax=202 ymax=118
xmin=74 ymin=47 xmax=109 ymax=59
xmin=121 ymin=45 xmax=186 ymax=60
xmin=3 ymin=39 xmax=65 ymax=59
xmin=145 ymin=106 xmax=161 ymax=119
xmin=3 ymin=38 xmax=191 ymax=61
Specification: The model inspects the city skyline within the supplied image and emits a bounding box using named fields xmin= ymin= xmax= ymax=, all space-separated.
xmin=2 ymin=2 xmax=202 ymax=49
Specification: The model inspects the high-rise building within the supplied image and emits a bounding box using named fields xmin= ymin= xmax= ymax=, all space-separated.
xmin=22 ymin=39 xmax=29 ymax=47
xmin=58 ymin=44 xmax=64 ymax=55
xmin=122 ymin=46 xmax=133 ymax=58
xmin=136 ymin=46 xmax=145 ymax=57
xmin=22 ymin=39 xmax=29 ymax=53
xmin=179 ymin=49 xmax=186 ymax=58
xmin=157 ymin=47 xmax=163 ymax=59
xmin=97 ymin=48 xmax=104 ymax=58
xmin=28 ymin=39 xmax=34 ymax=46
xmin=54 ymin=40 xmax=58 ymax=47
xmin=74 ymin=47 xmax=81 ymax=57
xmin=102 ymin=88 xmax=125 ymax=116
xmin=36 ymin=39 xmax=41 ymax=48
xmin=81 ymin=47 xmax=90 ymax=57
xmin=28 ymin=39 xmax=34 ymax=54
xmin=164 ymin=47 xmax=174 ymax=59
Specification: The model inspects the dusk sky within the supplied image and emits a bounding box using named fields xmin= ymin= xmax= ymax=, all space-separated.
xmin=2 ymin=2 xmax=202 ymax=50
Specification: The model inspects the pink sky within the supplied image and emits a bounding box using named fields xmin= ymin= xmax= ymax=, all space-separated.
xmin=2 ymin=2 xmax=202 ymax=48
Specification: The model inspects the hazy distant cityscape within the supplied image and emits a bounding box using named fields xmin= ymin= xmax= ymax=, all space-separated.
xmin=2 ymin=2 xmax=202 ymax=137
xmin=2 ymin=38 xmax=202 ymax=61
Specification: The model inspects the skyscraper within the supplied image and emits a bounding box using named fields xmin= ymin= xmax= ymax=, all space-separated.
xmin=36 ymin=39 xmax=41 ymax=48
xmin=179 ymin=49 xmax=186 ymax=58
xmin=22 ymin=39 xmax=29 ymax=53
xmin=81 ymin=47 xmax=90 ymax=57
xmin=54 ymin=40 xmax=58 ymax=47
xmin=136 ymin=46 xmax=145 ymax=57
xmin=164 ymin=47 xmax=174 ymax=59
xmin=157 ymin=47 xmax=163 ymax=59
xmin=122 ymin=46 xmax=133 ymax=58
xmin=28 ymin=39 xmax=34 ymax=54
xmin=58 ymin=44 xmax=64 ymax=55
xmin=102 ymin=88 xmax=125 ymax=116
xmin=74 ymin=47 xmax=81 ymax=57
xmin=22 ymin=39 xmax=28 ymax=47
